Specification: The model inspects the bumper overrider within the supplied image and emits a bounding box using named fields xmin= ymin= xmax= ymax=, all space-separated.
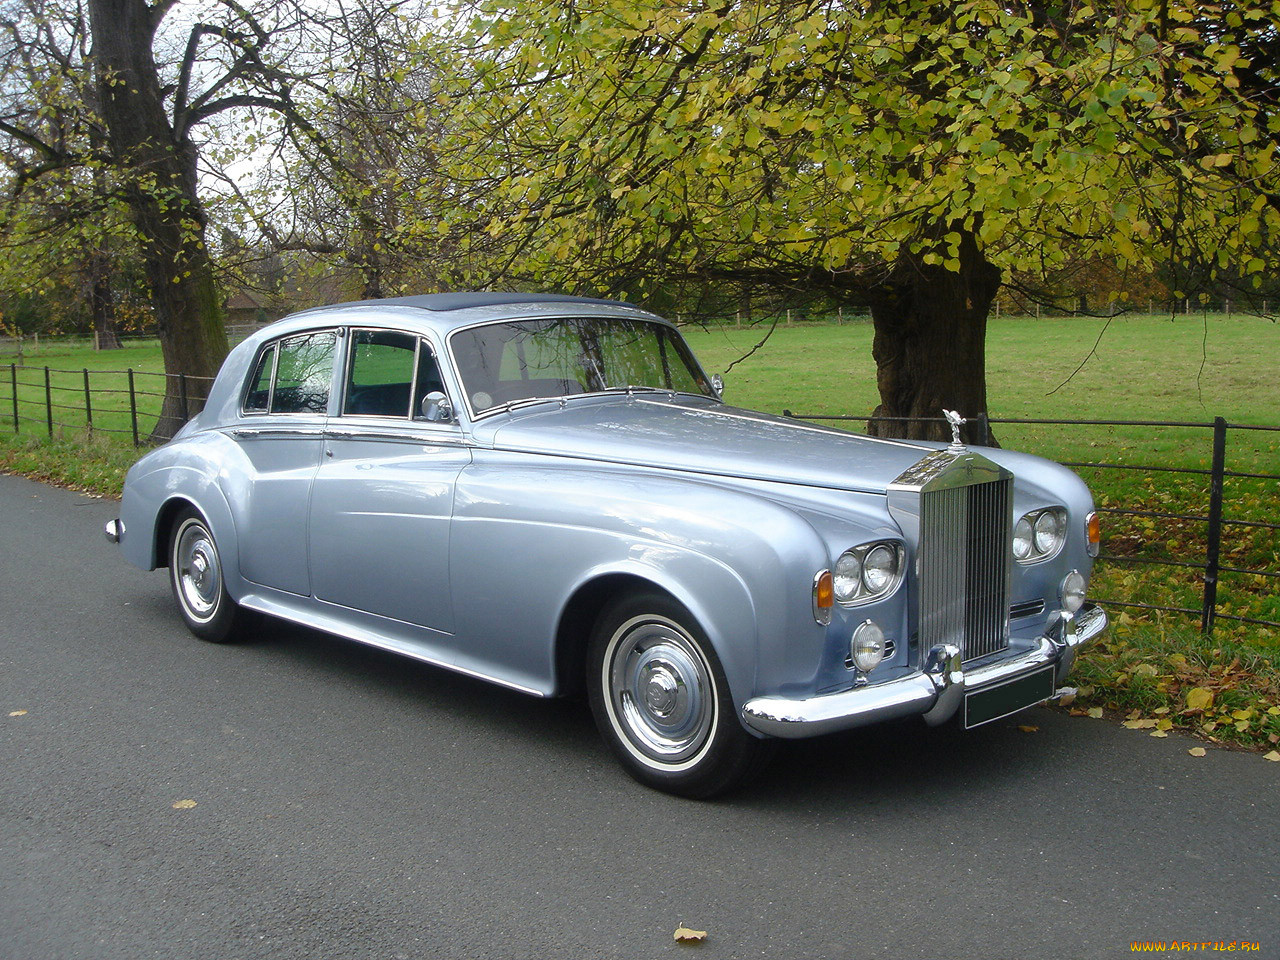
xmin=741 ymin=602 xmax=1107 ymax=738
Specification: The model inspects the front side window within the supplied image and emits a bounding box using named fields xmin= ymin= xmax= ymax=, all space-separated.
xmin=451 ymin=317 xmax=712 ymax=415
xmin=268 ymin=331 xmax=337 ymax=414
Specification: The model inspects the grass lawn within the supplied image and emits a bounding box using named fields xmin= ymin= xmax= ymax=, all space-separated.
xmin=3 ymin=312 xmax=1277 ymax=753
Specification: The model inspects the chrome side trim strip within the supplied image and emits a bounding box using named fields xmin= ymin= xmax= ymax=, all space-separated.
xmin=230 ymin=426 xmax=326 ymax=440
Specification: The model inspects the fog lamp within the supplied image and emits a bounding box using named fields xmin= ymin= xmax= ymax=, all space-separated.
xmin=850 ymin=620 xmax=886 ymax=673
xmin=1060 ymin=570 xmax=1087 ymax=614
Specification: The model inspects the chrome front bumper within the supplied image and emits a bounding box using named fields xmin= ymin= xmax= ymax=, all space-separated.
xmin=741 ymin=602 xmax=1107 ymax=739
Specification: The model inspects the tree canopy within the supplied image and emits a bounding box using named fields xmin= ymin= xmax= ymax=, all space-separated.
xmin=449 ymin=0 xmax=1280 ymax=436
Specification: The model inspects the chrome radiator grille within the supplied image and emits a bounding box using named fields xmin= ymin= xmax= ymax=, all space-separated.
xmin=918 ymin=473 xmax=1013 ymax=663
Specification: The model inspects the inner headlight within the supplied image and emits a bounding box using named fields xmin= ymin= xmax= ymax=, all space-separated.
xmin=1034 ymin=510 xmax=1064 ymax=554
xmin=862 ymin=544 xmax=897 ymax=592
xmin=1013 ymin=517 xmax=1034 ymax=560
xmin=832 ymin=542 xmax=903 ymax=605
xmin=1014 ymin=507 xmax=1068 ymax=563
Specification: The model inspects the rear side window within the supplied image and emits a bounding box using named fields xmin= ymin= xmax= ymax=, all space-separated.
xmin=243 ymin=331 xmax=337 ymax=415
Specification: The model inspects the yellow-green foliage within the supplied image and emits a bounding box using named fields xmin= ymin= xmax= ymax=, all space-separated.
xmin=453 ymin=0 xmax=1280 ymax=291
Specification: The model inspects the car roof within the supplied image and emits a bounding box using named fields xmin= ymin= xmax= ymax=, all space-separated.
xmin=280 ymin=292 xmax=663 ymax=339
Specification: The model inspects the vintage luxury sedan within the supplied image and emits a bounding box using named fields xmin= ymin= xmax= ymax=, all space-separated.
xmin=107 ymin=292 xmax=1106 ymax=797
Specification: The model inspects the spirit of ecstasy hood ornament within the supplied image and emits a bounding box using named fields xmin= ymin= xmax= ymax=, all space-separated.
xmin=943 ymin=409 xmax=967 ymax=451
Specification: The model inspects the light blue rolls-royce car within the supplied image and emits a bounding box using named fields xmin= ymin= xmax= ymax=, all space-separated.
xmin=107 ymin=293 xmax=1105 ymax=797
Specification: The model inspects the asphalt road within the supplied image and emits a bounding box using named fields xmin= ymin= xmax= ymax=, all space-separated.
xmin=1 ymin=471 xmax=1276 ymax=960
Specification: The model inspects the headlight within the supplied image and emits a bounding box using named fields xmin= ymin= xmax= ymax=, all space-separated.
xmin=1034 ymin=510 xmax=1064 ymax=554
xmin=833 ymin=552 xmax=863 ymax=603
xmin=832 ymin=542 xmax=904 ymax=605
xmin=1013 ymin=507 xmax=1068 ymax=563
xmin=1012 ymin=517 xmax=1034 ymax=560
xmin=862 ymin=544 xmax=897 ymax=593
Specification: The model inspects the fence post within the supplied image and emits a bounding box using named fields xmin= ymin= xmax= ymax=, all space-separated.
xmin=83 ymin=368 xmax=93 ymax=435
xmin=179 ymin=373 xmax=189 ymax=423
xmin=44 ymin=367 xmax=53 ymax=437
xmin=9 ymin=363 xmax=17 ymax=432
xmin=974 ymin=412 xmax=991 ymax=446
xmin=128 ymin=368 xmax=139 ymax=447
xmin=1201 ymin=417 xmax=1227 ymax=635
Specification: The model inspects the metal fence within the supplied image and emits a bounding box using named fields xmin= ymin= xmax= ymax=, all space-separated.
xmin=782 ymin=411 xmax=1279 ymax=635
xmin=4 ymin=363 xmax=213 ymax=445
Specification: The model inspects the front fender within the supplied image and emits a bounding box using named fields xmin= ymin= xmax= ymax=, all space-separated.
xmin=450 ymin=453 xmax=837 ymax=706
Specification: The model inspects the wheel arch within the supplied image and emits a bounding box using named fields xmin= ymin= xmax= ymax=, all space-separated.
xmin=551 ymin=562 xmax=760 ymax=719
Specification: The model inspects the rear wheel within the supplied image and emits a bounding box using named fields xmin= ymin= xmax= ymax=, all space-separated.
xmin=587 ymin=591 xmax=774 ymax=798
xmin=168 ymin=509 xmax=248 ymax=643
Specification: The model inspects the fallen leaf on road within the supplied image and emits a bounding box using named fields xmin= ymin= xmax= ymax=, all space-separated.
xmin=1188 ymin=747 xmax=1206 ymax=757
xmin=1263 ymin=751 xmax=1280 ymax=763
xmin=1149 ymin=730 xmax=1169 ymax=738
xmin=8 ymin=710 xmax=27 ymax=717
xmin=172 ymin=799 xmax=197 ymax=810
xmin=1018 ymin=725 xmax=1038 ymax=733
xmin=1087 ymin=707 xmax=1104 ymax=719
xmin=674 ymin=926 xmax=707 ymax=943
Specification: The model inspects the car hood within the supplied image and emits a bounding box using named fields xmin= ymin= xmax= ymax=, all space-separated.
xmin=482 ymin=396 xmax=937 ymax=494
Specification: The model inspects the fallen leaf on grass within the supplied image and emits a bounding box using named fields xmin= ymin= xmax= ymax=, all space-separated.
xmin=1123 ymin=719 xmax=1157 ymax=730
xmin=8 ymin=710 xmax=27 ymax=717
xmin=674 ymin=927 xmax=707 ymax=943
xmin=1264 ymin=751 xmax=1280 ymax=763
xmin=1018 ymin=725 xmax=1038 ymax=733
xmin=171 ymin=799 xmax=197 ymax=810
xmin=1185 ymin=687 xmax=1214 ymax=711
xmin=1188 ymin=747 xmax=1207 ymax=757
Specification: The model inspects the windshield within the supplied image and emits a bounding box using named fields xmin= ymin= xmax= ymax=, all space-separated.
xmin=450 ymin=316 xmax=715 ymax=415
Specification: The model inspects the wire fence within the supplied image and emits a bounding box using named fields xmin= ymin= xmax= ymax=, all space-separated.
xmin=2 ymin=361 xmax=1275 ymax=637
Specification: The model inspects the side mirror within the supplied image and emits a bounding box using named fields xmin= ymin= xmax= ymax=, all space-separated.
xmin=420 ymin=391 xmax=454 ymax=423
xmin=710 ymin=374 xmax=724 ymax=399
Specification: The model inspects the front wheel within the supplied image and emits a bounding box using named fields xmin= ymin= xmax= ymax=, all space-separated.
xmin=587 ymin=592 xmax=774 ymax=798
xmin=168 ymin=509 xmax=249 ymax=643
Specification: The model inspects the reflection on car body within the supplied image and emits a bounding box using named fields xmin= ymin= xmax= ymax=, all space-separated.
xmin=108 ymin=293 xmax=1106 ymax=797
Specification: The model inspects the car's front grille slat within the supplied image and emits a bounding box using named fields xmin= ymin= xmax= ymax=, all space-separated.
xmin=917 ymin=466 xmax=1011 ymax=663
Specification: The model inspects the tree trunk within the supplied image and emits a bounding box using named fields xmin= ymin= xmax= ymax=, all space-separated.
xmin=867 ymin=228 xmax=1001 ymax=445
xmin=88 ymin=0 xmax=228 ymax=440
xmin=87 ymin=254 xmax=122 ymax=350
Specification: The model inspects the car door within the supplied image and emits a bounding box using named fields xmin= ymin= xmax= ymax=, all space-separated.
xmin=233 ymin=328 xmax=338 ymax=597
xmin=308 ymin=329 xmax=470 ymax=635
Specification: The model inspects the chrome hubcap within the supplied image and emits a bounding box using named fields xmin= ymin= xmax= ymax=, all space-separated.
xmin=176 ymin=522 xmax=220 ymax=620
xmin=608 ymin=616 xmax=715 ymax=765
